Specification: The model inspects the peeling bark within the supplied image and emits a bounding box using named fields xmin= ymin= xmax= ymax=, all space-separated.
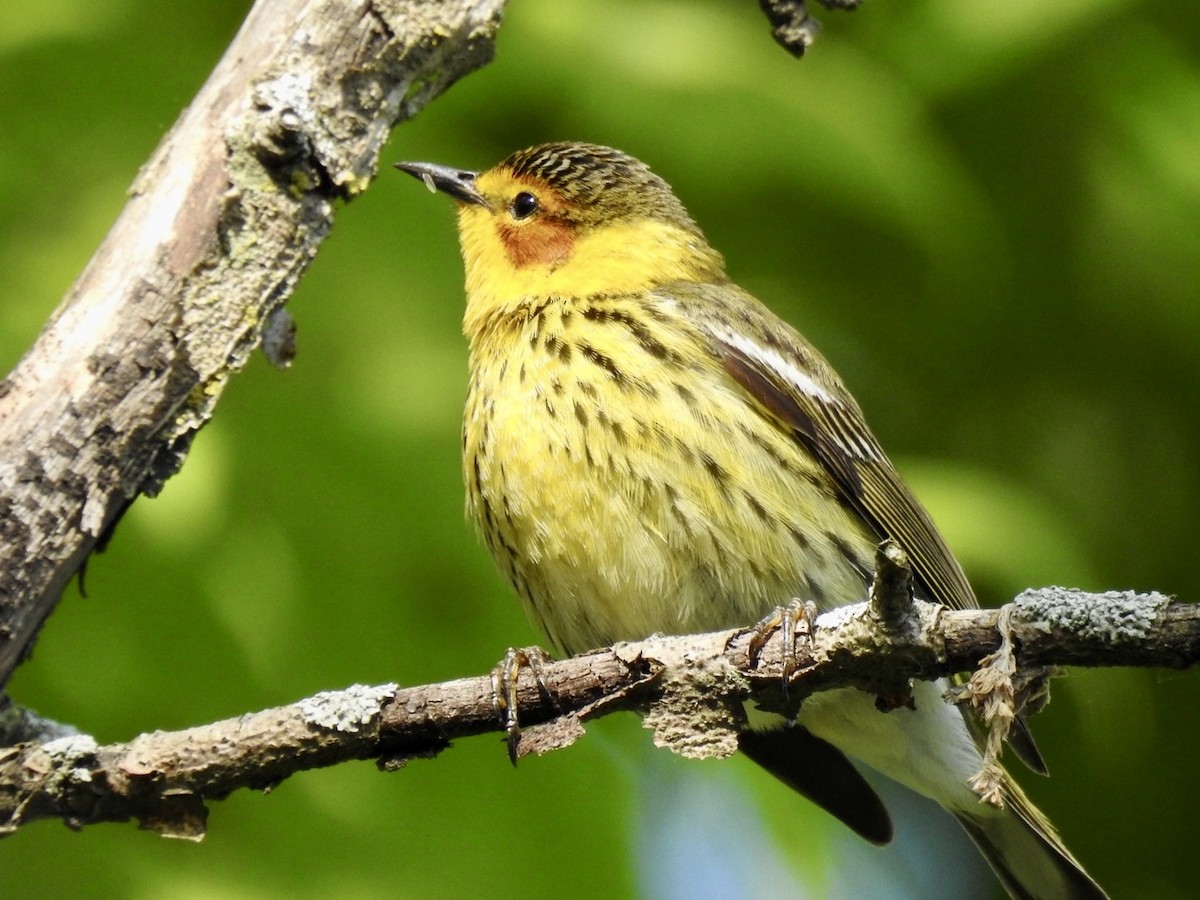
xmin=0 ymin=0 xmax=507 ymax=687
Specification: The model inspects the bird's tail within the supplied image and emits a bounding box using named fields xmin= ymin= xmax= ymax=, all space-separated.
xmin=954 ymin=778 xmax=1106 ymax=900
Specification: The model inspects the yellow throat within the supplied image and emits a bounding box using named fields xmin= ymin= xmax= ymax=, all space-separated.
xmin=454 ymin=164 xmax=725 ymax=339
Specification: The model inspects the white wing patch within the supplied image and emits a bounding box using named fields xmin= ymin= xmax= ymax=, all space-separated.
xmin=715 ymin=329 xmax=837 ymax=405
xmin=713 ymin=328 xmax=883 ymax=463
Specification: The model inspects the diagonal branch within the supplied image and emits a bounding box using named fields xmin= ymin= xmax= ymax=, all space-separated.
xmin=0 ymin=0 xmax=507 ymax=689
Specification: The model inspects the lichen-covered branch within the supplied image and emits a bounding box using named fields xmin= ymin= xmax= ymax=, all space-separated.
xmin=0 ymin=0 xmax=506 ymax=688
xmin=1 ymin=577 xmax=1193 ymax=840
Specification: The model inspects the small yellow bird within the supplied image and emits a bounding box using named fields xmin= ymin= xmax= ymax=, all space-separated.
xmin=396 ymin=142 xmax=1104 ymax=899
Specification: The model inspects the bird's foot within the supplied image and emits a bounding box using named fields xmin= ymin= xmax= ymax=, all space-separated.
xmin=747 ymin=598 xmax=819 ymax=699
xmin=491 ymin=645 xmax=554 ymax=764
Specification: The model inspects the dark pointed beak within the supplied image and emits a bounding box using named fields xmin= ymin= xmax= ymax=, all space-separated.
xmin=393 ymin=161 xmax=488 ymax=207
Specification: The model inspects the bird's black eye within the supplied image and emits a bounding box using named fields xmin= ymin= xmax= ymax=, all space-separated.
xmin=510 ymin=191 xmax=539 ymax=220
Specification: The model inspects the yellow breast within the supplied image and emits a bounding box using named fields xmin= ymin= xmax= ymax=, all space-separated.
xmin=461 ymin=288 xmax=876 ymax=655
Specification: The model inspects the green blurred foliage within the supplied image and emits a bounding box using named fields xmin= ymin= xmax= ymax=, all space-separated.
xmin=2 ymin=0 xmax=1198 ymax=897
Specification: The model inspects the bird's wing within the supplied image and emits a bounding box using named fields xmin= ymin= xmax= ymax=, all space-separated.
xmin=681 ymin=283 xmax=1048 ymax=774
xmin=694 ymin=290 xmax=976 ymax=612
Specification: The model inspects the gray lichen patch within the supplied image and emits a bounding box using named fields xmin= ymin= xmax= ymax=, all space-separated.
xmin=1015 ymin=588 xmax=1170 ymax=644
xmin=299 ymin=683 xmax=397 ymax=733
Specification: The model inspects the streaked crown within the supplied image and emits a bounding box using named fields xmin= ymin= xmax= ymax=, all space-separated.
xmin=498 ymin=142 xmax=702 ymax=233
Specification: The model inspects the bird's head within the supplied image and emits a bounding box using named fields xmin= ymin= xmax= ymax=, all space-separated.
xmin=396 ymin=143 xmax=726 ymax=332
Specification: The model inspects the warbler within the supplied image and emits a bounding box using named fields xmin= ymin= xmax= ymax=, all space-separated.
xmin=395 ymin=142 xmax=1104 ymax=899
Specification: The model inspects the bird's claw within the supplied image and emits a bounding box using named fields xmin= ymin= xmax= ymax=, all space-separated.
xmin=491 ymin=646 xmax=554 ymax=764
xmin=747 ymin=598 xmax=818 ymax=699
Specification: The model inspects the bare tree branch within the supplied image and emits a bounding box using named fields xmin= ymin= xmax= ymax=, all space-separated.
xmin=0 ymin=0 xmax=506 ymax=689
xmin=1 ymin=572 xmax=1192 ymax=839
xmin=757 ymin=0 xmax=864 ymax=57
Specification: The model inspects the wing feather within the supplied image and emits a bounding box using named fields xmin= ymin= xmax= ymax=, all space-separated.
xmin=698 ymin=295 xmax=976 ymax=612
xmin=674 ymin=282 xmax=1048 ymax=773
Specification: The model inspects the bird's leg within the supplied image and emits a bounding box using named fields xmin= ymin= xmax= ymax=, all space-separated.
xmin=747 ymin=598 xmax=819 ymax=701
xmin=490 ymin=646 xmax=555 ymax=764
